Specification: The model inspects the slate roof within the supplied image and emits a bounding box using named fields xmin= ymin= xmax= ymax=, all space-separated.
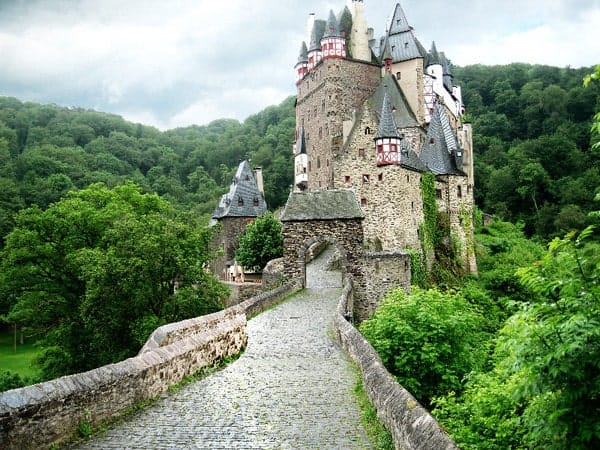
xmin=212 ymin=160 xmax=267 ymax=219
xmin=309 ymin=19 xmax=326 ymax=52
xmin=420 ymin=105 xmax=465 ymax=176
xmin=297 ymin=41 xmax=308 ymax=64
xmin=323 ymin=10 xmax=341 ymax=38
xmin=370 ymin=72 xmax=419 ymax=129
xmin=280 ymin=190 xmax=364 ymax=222
xmin=375 ymin=92 xmax=400 ymax=139
xmin=383 ymin=3 xmax=425 ymax=63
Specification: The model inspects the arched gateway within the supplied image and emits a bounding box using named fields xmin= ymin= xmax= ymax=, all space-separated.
xmin=280 ymin=189 xmax=411 ymax=320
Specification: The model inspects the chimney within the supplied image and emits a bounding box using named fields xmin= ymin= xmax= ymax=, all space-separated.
xmin=254 ymin=167 xmax=264 ymax=197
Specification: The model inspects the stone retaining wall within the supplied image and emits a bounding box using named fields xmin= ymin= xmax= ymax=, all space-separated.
xmin=0 ymin=283 xmax=296 ymax=450
xmin=334 ymin=276 xmax=457 ymax=450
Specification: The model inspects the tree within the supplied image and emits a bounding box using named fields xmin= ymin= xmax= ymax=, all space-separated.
xmin=235 ymin=212 xmax=283 ymax=271
xmin=0 ymin=183 xmax=227 ymax=379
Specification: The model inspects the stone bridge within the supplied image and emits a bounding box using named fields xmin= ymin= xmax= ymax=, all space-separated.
xmin=1 ymin=247 xmax=456 ymax=450
xmin=75 ymin=247 xmax=372 ymax=449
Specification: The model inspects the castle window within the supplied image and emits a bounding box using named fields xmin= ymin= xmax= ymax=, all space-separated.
xmin=391 ymin=45 xmax=396 ymax=52
xmin=253 ymin=197 xmax=259 ymax=206
xmin=359 ymin=148 xmax=365 ymax=157
xmin=238 ymin=196 xmax=244 ymax=206
xmin=317 ymin=157 xmax=321 ymax=169
xmin=361 ymin=198 xmax=367 ymax=207
xmin=429 ymin=137 xmax=435 ymax=144
xmin=308 ymin=161 xmax=312 ymax=172
xmin=411 ymin=201 xmax=415 ymax=211
xmin=363 ymin=174 xmax=370 ymax=184
xmin=377 ymin=173 xmax=383 ymax=182
xmin=344 ymin=175 xmax=351 ymax=183
xmin=436 ymin=189 xmax=442 ymax=199
xmin=396 ymin=72 xmax=401 ymax=80
xmin=457 ymin=185 xmax=462 ymax=198
xmin=365 ymin=127 xmax=371 ymax=135
xmin=322 ymin=99 xmax=326 ymax=111
xmin=319 ymin=127 xmax=322 ymax=138
xmin=404 ymin=42 xmax=409 ymax=49
xmin=406 ymin=174 xmax=410 ymax=182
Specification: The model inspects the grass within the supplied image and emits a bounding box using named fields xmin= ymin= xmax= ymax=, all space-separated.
xmin=353 ymin=370 xmax=394 ymax=450
xmin=0 ymin=329 xmax=41 ymax=378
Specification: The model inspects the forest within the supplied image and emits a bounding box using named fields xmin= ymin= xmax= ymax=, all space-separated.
xmin=1 ymin=62 xmax=599 ymax=448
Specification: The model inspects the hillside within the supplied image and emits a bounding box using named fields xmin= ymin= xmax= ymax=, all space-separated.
xmin=1 ymin=63 xmax=599 ymax=244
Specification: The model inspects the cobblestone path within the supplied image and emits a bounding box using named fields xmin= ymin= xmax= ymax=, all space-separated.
xmin=76 ymin=248 xmax=373 ymax=449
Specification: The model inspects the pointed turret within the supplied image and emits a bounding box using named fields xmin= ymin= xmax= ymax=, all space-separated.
xmin=294 ymin=128 xmax=308 ymax=191
xmin=439 ymin=52 xmax=454 ymax=91
xmin=382 ymin=40 xmax=393 ymax=73
xmin=321 ymin=10 xmax=346 ymax=60
xmin=384 ymin=3 xmax=425 ymax=63
xmin=295 ymin=41 xmax=309 ymax=84
xmin=427 ymin=41 xmax=441 ymax=67
xmin=375 ymin=91 xmax=403 ymax=166
xmin=388 ymin=3 xmax=411 ymax=34
xmin=307 ymin=19 xmax=326 ymax=69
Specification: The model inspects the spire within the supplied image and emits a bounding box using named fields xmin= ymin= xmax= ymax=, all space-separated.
xmin=388 ymin=3 xmax=411 ymax=35
xmin=376 ymin=91 xmax=400 ymax=139
xmin=297 ymin=41 xmax=308 ymax=64
xmin=323 ymin=10 xmax=341 ymax=38
xmin=428 ymin=41 xmax=441 ymax=66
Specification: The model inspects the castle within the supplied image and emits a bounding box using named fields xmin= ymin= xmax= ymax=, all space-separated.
xmin=289 ymin=0 xmax=476 ymax=274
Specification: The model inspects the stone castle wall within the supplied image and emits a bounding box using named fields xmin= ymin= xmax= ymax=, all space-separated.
xmin=0 ymin=285 xmax=295 ymax=450
xmin=296 ymin=58 xmax=381 ymax=190
xmin=333 ymin=104 xmax=425 ymax=252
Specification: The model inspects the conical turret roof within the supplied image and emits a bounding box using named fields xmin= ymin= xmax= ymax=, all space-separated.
xmin=376 ymin=92 xmax=400 ymax=139
xmin=297 ymin=41 xmax=308 ymax=64
xmin=323 ymin=10 xmax=341 ymax=38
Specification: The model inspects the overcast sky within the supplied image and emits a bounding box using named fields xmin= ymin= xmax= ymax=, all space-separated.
xmin=1 ymin=0 xmax=598 ymax=130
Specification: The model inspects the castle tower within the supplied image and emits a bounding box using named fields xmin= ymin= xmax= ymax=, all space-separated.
xmin=294 ymin=128 xmax=308 ymax=191
xmin=349 ymin=0 xmax=371 ymax=62
xmin=307 ymin=20 xmax=325 ymax=70
xmin=295 ymin=42 xmax=309 ymax=84
xmin=321 ymin=10 xmax=346 ymax=60
xmin=375 ymin=92 xmax=402 ymax=166
xmin=383 ymin=3 xmax=427 ymax=124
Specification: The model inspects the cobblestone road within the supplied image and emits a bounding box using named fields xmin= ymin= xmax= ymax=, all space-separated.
xmin=76 ymin=248 xmax=373 ymax=449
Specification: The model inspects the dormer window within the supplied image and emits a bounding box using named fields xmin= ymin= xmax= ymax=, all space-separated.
xmin=253 ymin=197 xmax=259 ymax=206
xmin=238 ymin=197 xmax=244 ymax=206
xmin=429 ymin=137 xmax=435 ymax=144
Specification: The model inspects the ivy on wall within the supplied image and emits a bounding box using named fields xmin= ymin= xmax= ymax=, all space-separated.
xmin=420 ymin=172 xmax=438 ymax=260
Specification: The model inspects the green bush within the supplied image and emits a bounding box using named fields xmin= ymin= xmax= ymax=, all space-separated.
xmin=360 ymin=288 xmax=490 ymax=406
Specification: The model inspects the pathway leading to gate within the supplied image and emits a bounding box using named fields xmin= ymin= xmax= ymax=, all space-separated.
xmin=76 ymin=247 xmax=373 ymax=449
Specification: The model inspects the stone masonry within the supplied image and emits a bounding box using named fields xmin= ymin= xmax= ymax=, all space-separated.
xmin=74 ymin=248 xmax=373 ymax=449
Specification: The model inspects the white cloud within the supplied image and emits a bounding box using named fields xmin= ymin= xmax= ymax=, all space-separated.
xmin=0 ymin=0 xmax=598 ymax=129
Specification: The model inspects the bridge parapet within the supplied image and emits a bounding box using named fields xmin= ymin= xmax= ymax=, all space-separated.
xmin=334 ymin=275 xmax=458 ymax=450
xmin=0 ymin=283 xmax=296 ymax=450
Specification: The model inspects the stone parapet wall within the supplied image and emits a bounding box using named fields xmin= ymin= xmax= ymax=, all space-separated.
xmin=334 ymin=276 xmax=457 ymax=450
xmin=0 ymin=283 xmax=297 ymax=450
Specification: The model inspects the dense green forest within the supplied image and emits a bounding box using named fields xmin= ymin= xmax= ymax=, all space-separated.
xmin=0 ymin=95 xmax=296 ymax=247
xmin=456 ymin=64 xmax=600 ymax=236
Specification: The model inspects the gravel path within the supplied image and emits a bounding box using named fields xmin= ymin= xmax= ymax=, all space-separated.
xmin=75 ymin=247 xmax=373 ymax=449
